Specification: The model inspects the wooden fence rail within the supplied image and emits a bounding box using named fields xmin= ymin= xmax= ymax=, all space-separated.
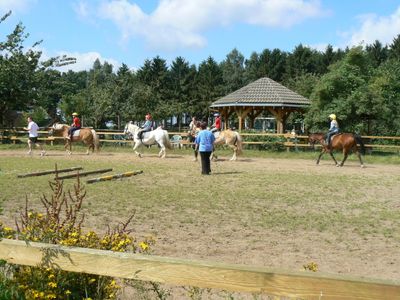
xmin=1 ymin=129 xmax=400 ymax=152
xmin=0 ymin=239 xmax=399 ymax=299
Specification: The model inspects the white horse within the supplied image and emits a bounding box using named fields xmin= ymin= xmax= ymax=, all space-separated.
xmin=124 ymin=121 xmax=172 ymax=158
xmin=211 ymin=129 xmax=243 ymax=161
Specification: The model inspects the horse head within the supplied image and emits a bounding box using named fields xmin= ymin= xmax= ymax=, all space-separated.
xmin=308 ymin=133 xmax=324 ymax=149
xmin=49 ymin=123 xmax=67 ymax=136
xmin=124 ymin=121 xmax=138 ymax=139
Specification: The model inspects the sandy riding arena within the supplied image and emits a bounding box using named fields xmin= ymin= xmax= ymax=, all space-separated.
xmin=1 ymin=149 xmax=399 ymax=287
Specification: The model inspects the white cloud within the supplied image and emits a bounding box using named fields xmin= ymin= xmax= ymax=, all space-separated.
xmin=0 ymin=0 xmax=36 ymax=14
xmin=343 ymin=6 xmax=400 ymax=48
xmin=40 ymin=49 xmax=121 ymax=72
xmin=96 ymin=0 xmax=327 ymax=51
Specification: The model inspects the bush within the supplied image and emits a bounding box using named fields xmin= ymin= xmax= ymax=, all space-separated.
xmin=0 ymin=173 xmax=154 ymax=300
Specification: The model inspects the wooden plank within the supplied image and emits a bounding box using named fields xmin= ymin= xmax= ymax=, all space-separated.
xmin=56 ymin=168 xmax=113 ymax=180
xmin=0 ymin=239 xmax=398 ymax=299
xmin=17 ymin=167 xmax=83 ymax=178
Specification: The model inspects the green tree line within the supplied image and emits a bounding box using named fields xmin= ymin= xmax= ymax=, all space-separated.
xmin=1 ymin=11 xmax=400 ymax=135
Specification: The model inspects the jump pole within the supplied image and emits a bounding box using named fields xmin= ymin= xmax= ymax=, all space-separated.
xmin=56 ymin=168 xmax=113 ymax=180
xmin=86 ymin=171 xmax=143 ymax=184
xmin=17 ymin=167 xmax=83 ymax=178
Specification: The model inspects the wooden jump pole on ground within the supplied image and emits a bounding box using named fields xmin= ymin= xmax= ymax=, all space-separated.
xmin=56 ymin=168 xmax=113 ymax=180
xmin=86 ymin=170 xmax=143 ymax=184
xmin=17 ymin=167 xmax=83 ymax=178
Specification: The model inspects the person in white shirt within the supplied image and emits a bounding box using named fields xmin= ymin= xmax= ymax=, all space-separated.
xmin=23 ymin=116 xmax=45 ymax=156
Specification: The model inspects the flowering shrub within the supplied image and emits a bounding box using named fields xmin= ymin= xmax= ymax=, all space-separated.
xmin=0 ymin=175 xmax=154 ymax=300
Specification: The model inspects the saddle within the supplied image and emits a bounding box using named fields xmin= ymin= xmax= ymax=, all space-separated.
xmin=71 ymin=130 xmax=81 ymax=137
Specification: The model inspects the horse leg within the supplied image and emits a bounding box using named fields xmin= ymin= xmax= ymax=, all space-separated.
xmin=230 ymin=145 xmax=237 ymax=161
xmin=329 ymin=151 xmax=339 ymax=166
xmin=356 ymin=150 xmax=365 ymax=168
xmin=339 ymin=151 xmax=349 ymax=167
xmin=158 ymin=143 xmax=166 ymax=158
xmin=316 ymin=150 xmax=325 ymax=165
xmin=65 ymin=141 xmax=71 ymax=155
xmin=132 ymin=141 xmax=142 ymax=158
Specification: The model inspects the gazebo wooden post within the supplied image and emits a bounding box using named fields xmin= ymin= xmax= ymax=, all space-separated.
xmin=221 ymin=108 xmax=229 ymax=130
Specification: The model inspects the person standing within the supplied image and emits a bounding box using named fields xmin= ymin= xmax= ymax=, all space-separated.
xmin=195 ymin=121 xmax=215 ymax=175
xmin=23 ymin=116 xmax=45 ymax=156
xmin=67 ymin=112 xmax=81 ymax=140
xmin=188 ymin=117 xmax=200 ymax=161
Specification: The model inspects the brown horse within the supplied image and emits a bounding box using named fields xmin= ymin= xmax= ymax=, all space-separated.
xmin=308 ymin=133 xmax=365 ymax=167
xmin=211 ymin=129 xmax=243 ymax=161
xmin=50 ymin=123 xmax=99 ymax=155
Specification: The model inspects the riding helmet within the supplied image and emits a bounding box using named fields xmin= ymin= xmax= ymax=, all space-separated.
xmin=329 ymin=114 xmax=336 ymax=120
xmin=72 ymin=112 xmax=78 ymax=116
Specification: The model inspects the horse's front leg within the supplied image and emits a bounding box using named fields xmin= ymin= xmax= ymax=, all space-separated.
xmin=339 ymin=150 xmax=349 ymax=167
xmin=316 ymin=150 xmax=325 ymax=165
xmin=64 ymin=140 xmax=72 ymax=155
xmin=329 ymin=151 xmax=339 ymax=166
xmin=132 ymin=141 xmax=142 ymax=158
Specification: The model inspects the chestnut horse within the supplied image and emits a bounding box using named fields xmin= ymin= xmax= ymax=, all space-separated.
xmin=49 ymin=123 xmax=99 ymax=155
xmin=308 ymin=133 xmax=365 ymax=167
xmin=211 ymin=129 xmax=243 ymax=161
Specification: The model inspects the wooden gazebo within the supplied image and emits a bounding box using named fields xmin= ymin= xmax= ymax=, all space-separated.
xmin=210 ymin=77 xmax=310 ymax=133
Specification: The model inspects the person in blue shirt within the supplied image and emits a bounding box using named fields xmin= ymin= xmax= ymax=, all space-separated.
xmin=195 ymin=121 xmax=215 ymax=175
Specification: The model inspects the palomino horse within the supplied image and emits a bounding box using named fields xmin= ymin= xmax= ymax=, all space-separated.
xmin=123 ymin=121 xmax=172 ymax=158
xmin=308 ymin=133 xmax=366 ymax=167
xmin=49 ymin=123 xmax=99 ymax=155
xmin=211 ymin=129 xmax=243 ymax=161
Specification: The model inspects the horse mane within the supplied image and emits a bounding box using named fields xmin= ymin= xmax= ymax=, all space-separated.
xmin=53 ymin=123 xmax=69 ymax=130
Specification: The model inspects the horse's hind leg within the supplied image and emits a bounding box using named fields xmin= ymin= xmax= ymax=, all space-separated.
xmin=230 ymin=145 xmax=237 ymax=161
xmin=158 ymin=144 xmax=166 ymax=158
xmin=355 ymin=148 xmax=365 ymax=168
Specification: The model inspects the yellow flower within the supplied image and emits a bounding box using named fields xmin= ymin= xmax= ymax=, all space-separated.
xmin=48 ymin=281 xmax=57 ymax=288
xmin=3 ymin=227 xmax=13 ymax=232
xmin=139 ymin=241 xmax=149 ymax=251
xmin=65 ymin=290 xmax=72 ymax=295
xmin=48 ymin=274 xmax=55 ymax=279
xmin=89 ymin=278 xmax=96 ymax=283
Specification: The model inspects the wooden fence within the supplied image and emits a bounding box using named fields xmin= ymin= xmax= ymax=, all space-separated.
xmin=1 ymin=128 xmax=400 ymax=152
xmin=0 ymin=239 xmax=399 ymax=299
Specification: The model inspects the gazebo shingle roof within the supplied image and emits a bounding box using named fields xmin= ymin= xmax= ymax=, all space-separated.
xmin=210 ymin=77 xmax=310 ymax=108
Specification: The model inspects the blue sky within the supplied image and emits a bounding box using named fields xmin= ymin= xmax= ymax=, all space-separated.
xmin=1 ymin=0 xmax=400 ymax=72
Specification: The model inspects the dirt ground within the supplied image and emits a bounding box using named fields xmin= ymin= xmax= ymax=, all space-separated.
xmin=1 ymin=149 xmax=400 ymax=296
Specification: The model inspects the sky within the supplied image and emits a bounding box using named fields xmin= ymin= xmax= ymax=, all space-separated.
xmin=1 ymin=0 xmax=400 ymax=72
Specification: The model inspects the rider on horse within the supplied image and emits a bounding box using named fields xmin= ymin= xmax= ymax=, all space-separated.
xmin=326 ymin=113 xmax=339 ymax=149
xmin=67 ymin=112 xmax=81 ymax=140
xmin=137 ymin=113 xmax=153 ymax=139
xmin=210 ymin=113 xmax=221 ymax=133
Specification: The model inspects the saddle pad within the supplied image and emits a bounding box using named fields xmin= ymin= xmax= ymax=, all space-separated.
xmin=72 ymin=130 xmax=81 ymax=137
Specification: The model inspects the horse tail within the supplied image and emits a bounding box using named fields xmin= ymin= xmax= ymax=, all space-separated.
xmin=164 ymin=131 xmax=173 ymax=150
xmin=92 ymin=129 xmax=100 ymax=152
xmin=354 ymin=134 xmax=365 ymax=155
xmin=235 ymin=132 xmax=243 ymax=155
